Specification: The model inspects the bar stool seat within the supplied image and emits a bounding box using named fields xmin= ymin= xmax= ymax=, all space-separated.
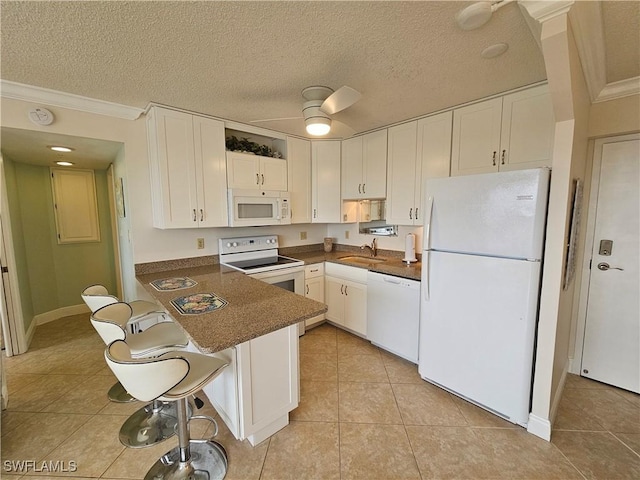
xmin=106 ymin=339 xmax=229 ymax=480
xmin=92 ymin=302 xmax=191 ymax=448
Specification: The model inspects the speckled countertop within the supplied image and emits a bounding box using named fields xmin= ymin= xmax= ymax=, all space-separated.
xmin=281 ymin=245 xmax=422 ymax=281
xmin=136 ymin=265 xmax=327 ymax=354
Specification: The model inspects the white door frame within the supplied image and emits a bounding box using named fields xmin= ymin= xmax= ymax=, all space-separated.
xmin=106 ymin=164 xmax=124 ymax=299
xmin=0 ymin=156 xmax=27 ymax=356
xmin=572 ymin=132 xmax=639 ymax=374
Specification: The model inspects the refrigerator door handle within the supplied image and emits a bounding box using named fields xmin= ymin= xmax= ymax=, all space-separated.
xmin=424 ymin=196 xmax=434 ymax=250
xmin=423 ymin=251 xmax=430 ymax=301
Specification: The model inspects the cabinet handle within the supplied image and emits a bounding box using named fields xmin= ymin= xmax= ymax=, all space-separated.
xmin=415 ymin=207 xmax=419 ymax=220
xmin=310 ymin=268 xmax=319 ymax=273
xmin=501 ymin=149 xmax=506 ymax=165
xmin=345 ymin=285 xmax=348 ymax=296
xmin=340 ymin=284 xmax=344 ymax=295
xmin=261 ymin=174 xmax=265 ymax=185
xmin=313 ymin=208 xmax=317 ymax=218
xmin=492 ymin=151 xmax=497 ymax=166
xmin=409 ymin=208 xmax=413 ymax=220
xmin=306 ymin=284 xmax=309 ymax=295
xmin=200 ymin=209 xmax=204 ymax=221
xmin=363 ymin=183 xmax=366 ymax=194
xmin=256 ymin=173 xmax=259 ymax=185
xmin=358 ymin=184 xmax=361 ymax=194
xmin=192 ymin=209 xmax=197 ymax=222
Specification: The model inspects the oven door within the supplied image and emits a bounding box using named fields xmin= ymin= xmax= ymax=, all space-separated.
xmin=249 ymin=266 xmax=305 ymax=335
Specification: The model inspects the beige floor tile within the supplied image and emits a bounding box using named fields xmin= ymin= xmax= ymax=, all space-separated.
xmin=299 ymin=331 xmax=337 ymax=354
xmin=339 ymin=382 xmax=402 ymax=424
xmin=5 ymin=375 xmax=85 ymax=413
xmin=0 ymin=411 xmax=35 ymax=437
xmin=613 ymin=432 xmax=640 ymax=456
xmin=338 ymin=353 xmax=389 ymax=383
xmin=38 ymin=414 xmax=128 ymax=478
xmin=565 ymin=373 xmax=613 ymax=390
xmin=381 ymin=352 xmax=423 ymax=384
xmin=450 ymin=394 xmax=519 ymax=428
xmin=552 ymin=431 xmax=640 ymax=479
xmin=337 ymin=330 xmax=381 ymax=356
xmin=43 ymin=349 xmax=105 ymax=376
xmin=4 ymin=373 xmax=43 ymax=393
xmin=340 ymin=423 xmax=420 ymax=479
xmin=42 ymin=375 xmax=116 ymax=414
xmin=260 ymin=421 xmax=340 ymax=480
xmin=305 ymin=322 xmax=338 ymax=337
xmin=392 ymin=382 xmax=468 ymax=426
xmin=1 ymin=412 xmax=91 ymax=463
xmin=558 ymin=388 xmax=640 ymax=433
xmin=102 ymin=434 xmax=180 ymax=479
xmin=291 ymin=380 xmax=339 ymax=422
xmin=614 ymin=388 xmax=640 ymax=408
xmin=97 ymin=397 xmax=146 ymax=416
xmin=4 ymin=350 xmax=57 ymax=375
xmin=300 ymin=353 xmax=337 ymax=382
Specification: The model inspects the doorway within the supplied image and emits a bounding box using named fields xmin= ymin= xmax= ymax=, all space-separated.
xmin=578 ymin=133 xmax=639 ymax=393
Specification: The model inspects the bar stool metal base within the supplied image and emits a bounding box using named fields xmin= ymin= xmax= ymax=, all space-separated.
xmin=119 ymin=401 xmax=192 ymax=448
xmin=144 ymin=440 xmax=228 ymax=480
xmin=108 ymin=381 xmax=136 ymax=403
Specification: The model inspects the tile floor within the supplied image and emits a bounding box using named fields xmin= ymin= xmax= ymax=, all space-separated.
xmin=1 ymin=314 xmax=639 ymax=479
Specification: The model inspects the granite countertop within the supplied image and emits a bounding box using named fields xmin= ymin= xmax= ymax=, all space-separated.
xmin=285 ymin=249 xmax=422 ymax=281
xmin=136 ymin=265 xmax=327 ymax=354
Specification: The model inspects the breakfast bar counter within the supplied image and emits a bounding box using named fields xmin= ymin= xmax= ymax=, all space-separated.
xmin=136 ymin=264 xmax=327 ymax=354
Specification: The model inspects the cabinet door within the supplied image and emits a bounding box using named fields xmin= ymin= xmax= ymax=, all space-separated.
xmin=386 ymin=121 xmax=418 ymax=225
xmin=451 ymin=97 xmax=502 ymax=176
xmin=260 ymin=157 xmax=288 ymax=191
xmin=193 ymin=116 xmax=229 ymax=227
xmin=341 ymin=136 xmax=363 ymax=199
xmin=362 ymin=130 xmax=388 ymax=198
xmin=312 ymin=141 xmax=341 ymax=223
xmin=416 ymin=111 xmax=452 ymax=223
xmin=287 ymin=137 xmax=312 ymax=223
xmin=500 ymin=85 xmax=555 ymax=171
xmin=227 ymin=152 xmax=260 ymax=189
xmin=344 ymin=280 xmax=367 ymax=337
xmin=325 ymin=276 xmax=345 ymax=326
xmin=148 ymin=107 xmax=199 ymax=228
xmin=305 ymin=276 xmax=325 ymax=303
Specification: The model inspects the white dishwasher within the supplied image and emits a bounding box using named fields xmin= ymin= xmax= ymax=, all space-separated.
xmin=367 ymin=271 xmax=420 ymax=363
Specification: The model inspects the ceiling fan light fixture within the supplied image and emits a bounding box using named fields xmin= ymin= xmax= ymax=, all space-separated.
xmin=455 ymin=0 xmax=515 ymax=30
xmin=305 ymin=117 xmax=331 ymax=136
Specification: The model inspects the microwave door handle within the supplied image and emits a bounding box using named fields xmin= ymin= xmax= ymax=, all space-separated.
xmin=276 ymin=198 xmax=281 ymax=220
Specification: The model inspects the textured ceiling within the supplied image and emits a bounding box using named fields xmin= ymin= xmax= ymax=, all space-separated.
xmin=0 ymin=1 xmax=637 ymax=170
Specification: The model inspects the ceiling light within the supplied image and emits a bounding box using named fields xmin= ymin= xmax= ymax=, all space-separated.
xmin=55 ymin=161 xmax=75 ymax=166
xmin=48 ymin=145 xmax=75 ymax=152
xmin=305 ymin=118 xmax=331 ymax=136
xmin=455 ymin=0 xmax=515 ymax=30
xmin=481 ymin=43 xmax=509 ymax=58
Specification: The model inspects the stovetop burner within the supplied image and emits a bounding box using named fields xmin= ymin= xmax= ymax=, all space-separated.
xmin=224 ymin=255 xmax=301 ymax=272
xmin=218 ymin=235 xmax=304 ymax=274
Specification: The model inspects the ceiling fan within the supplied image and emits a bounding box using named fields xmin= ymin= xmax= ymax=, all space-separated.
xmin=251 ymin=85 xmax=362 ymax=136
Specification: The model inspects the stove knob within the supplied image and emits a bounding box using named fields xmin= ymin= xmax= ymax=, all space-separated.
xmin=226 ymin=242 xmax=231 ymax=248
xmin=232 ymin=242 xmax=238 ymax=247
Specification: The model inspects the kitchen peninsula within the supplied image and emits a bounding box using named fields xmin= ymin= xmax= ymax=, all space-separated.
xmin=136 ymin=263 xmax=327 ymax=446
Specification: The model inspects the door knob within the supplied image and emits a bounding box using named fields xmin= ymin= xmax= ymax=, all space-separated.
xmin=597 ymin=262 xmax=624 ymax=271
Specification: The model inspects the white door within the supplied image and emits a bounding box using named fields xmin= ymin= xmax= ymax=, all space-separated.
xmin=581 ymin=136 xmax=639 ymax=393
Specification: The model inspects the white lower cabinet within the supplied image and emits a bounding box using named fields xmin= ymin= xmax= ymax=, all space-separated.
xmin=325 ymin=263 xmax=367 ymax=337
xmin=193 ymin=324 xmax=299 ymax=446
xmin=305 ymin=263 xmax=325 ymax=328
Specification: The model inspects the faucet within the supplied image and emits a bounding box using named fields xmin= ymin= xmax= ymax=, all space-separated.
xmin=360 ymin=238 xmax=377 ymax=257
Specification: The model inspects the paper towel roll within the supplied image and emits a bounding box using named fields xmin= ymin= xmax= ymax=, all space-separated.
xmin=403 ymin=233 xmax=417 ymax=264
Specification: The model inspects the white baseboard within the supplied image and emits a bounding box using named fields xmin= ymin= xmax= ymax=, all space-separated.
xmin=25 ymin=318 xmax=37 ymax=346
xmin=34 ymin=304 xmax=91 ymax=326
xmin=550 ymin=361 xmax=569 ymax=426
xmin=527 ymin=413 xmax=552 ymax=441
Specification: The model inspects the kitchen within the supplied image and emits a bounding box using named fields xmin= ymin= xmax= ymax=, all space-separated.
xmin=1 ymin=1 xmax=639 ymax=478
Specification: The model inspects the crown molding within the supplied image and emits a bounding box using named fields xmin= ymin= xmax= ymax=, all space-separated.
xmin=518 ymin=1 xmax=574 ymax=23
xmin=595 ymin=76 xmax=640 ymax=103
xmin=0 ymin=80 xmax=143 ymax=120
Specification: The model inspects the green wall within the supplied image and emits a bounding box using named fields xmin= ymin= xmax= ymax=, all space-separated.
xmin=5 ymin=158 xmax=117 ymax=324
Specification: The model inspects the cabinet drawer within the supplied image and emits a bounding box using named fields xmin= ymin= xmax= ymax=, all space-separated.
xmin=325 ymin=262 xmax=368 ymax=283
xmin=305 ymin=263 xmax=324 ymax=278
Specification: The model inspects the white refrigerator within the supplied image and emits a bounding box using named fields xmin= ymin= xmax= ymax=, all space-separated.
xmin=419 ymin=168 xmax=550 ymax=426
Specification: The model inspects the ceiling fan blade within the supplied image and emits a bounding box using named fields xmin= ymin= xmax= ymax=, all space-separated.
xmin=331 ymin=119 xmax=357 ymax=137
xmin=250 ymin=116 xmax=303 ymax=123
xmin=320 ymin=86 xmax=362 ymax=115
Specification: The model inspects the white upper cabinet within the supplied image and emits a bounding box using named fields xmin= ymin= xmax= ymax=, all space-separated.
xmin=147 ymin=106 xmax=228 ymax=229
xmin=226 ymin=151 xmax=287 ymax=191
xmin=341 ymin=130 xmax=387 ymax=199
xmin=311 ymin=140 xmax=341 ymax=223
xmin=286 ymin=136 xmax=312 ymax=224
xmin=451 ymin=84 xmax=554 ymax=176
xmin=386 ymin=111 xmax=452 ymax=226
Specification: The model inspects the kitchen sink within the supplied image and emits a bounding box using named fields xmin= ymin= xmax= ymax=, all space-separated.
xmin=338 ymin=256 xmax=387 ymax=265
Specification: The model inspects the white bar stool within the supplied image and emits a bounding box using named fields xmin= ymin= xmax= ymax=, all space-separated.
xmin=81 ymin=284 xmax=166 ymax=402
xmin=92 ymin=302 xmax=190 ymax=448
xmin=106 ymin=339 xmax=229 ymax=480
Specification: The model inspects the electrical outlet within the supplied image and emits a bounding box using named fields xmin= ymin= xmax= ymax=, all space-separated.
xmin=300 ymin=231 xmax=307 ymax=240
xmin=345 ymin=230 xmax=350 ymax=239
xmin=197 ymin=238 xmax=205 ymax=249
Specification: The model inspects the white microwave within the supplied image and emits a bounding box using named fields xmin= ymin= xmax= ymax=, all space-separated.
xmin=228 ymin=189 xmax=291 ymax=227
